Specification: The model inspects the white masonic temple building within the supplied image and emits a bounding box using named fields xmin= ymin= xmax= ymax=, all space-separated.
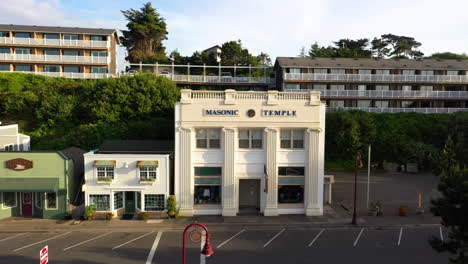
xmin=175 ymin=89 xmax=325 ymax=216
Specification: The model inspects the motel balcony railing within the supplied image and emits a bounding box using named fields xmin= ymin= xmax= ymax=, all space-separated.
xmin=284 ymin=73 xmax=468 ymax=84
xmin=0 ymin=70 xmax=110 ymax=79
xmin=327 ymin=107 xmax=468 ymax=113
xmin=0 ymin=53 xmax=109 ymax=64
xmin=0 ymin=37 xmax=109 ymax=48
xmin=283 ymin=89 xmax=468 ymax=99
xmin=169 ymin=74 xmax=275 ymax=84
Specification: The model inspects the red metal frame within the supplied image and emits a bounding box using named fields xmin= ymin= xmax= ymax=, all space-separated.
xmin=182 ymin=222 xmax=214 ymax=264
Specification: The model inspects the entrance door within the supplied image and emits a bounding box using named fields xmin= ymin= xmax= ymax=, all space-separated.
xmin=125 ymin=192 xmax=135 ymax=213
xmin=21 ymin=192 xmax=33 ymax=217
xmin=239 ymin=179 xmax=260 ymax=214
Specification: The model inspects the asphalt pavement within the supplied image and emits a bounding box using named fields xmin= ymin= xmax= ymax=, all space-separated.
xmin=0 ymin=225 xmax=450 ymax=264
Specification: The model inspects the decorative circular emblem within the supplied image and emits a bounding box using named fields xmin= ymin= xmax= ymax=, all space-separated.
xmin=247 ymin=109 xmax=256 ymax=118
xmin=190 ymin=228 xmax=203 ymax=242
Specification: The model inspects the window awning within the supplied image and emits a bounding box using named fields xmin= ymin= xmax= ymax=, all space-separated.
xmin=137 ymin=161 xmax=158 ymax=167
xmin=0 ymin=178 xmax=58 ymax=192
xmin=93 ymin=160 xmax=116 ymax=167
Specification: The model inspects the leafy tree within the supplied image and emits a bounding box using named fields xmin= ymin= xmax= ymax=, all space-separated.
xmin=333 ymin=38 xmax=372 ymax=58
xmin=257 ymin=52 xmax=272 ymax=67
xmin=430 ymin=135 xmax=468 ymax=264
xmin=308 ymin=43 xmax=336 ymax=58
xmin=120 ymin=2 xmax=168 ymax=63
xmin=298 ymin=47 xmax=307 ymax=57
xmin=371 ymin=37 xmax=391 ymax=58
xmin=379 ymin=34 xmax=424 ymax=59
xmin=426 ymin=52 xmax=468 ymax=60
xmin=220 ymin=40 xmax=253 ymax=66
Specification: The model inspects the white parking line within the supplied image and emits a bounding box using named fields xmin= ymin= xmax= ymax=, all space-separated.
xmin=112 ymin=231 xmax=155 ymax=250
xmin=0 ymin=233 xmax=26 ymax=242
xmin=146 ymin=231 xmax=163 ymax=264
xmin=263 ymin=228 xmax=285 ymax=248
xmin=13 ymin=232 xmax=71 ymax=252
xmin=397 ymin=227 xmax=403 ymax=246
xmin=63 ymin=232 xmax=112 ymax=251
xmin=353 ymin=228 xmax=364 ymax=247
xmin=308 ymin=228 xmax=325 ymax=247
xmin=439 ymin=226 xmax=444 ymax=242
xmin=217 ymin=229 xmax=245 ymax=248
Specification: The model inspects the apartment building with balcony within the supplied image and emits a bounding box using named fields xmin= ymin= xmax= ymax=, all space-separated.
xmin=0 ymin=24 xmax=119 ymax=79
xmin=274 ymin=57 xmax=468 ymax=113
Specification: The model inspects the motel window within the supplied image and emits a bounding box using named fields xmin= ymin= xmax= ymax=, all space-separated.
xmin=239 ymin=129 xmax=263 ymax=149
xmin=44 ymin=65 xmax=60 ymax=72
xmin=45 ymin=192 xmax=57 ymax=209
xmin=330 ymin=69 xmax=345 ymax=74
xmin=91 ymin=67 xmax=108 ymax=73
xmin=3 ymin=144 xmax=14 ymax=151
xmin=359 ymin=69 xmax=371 ymax=74
xmin=15 ymin=65 xmax=32 ymax=72
xmin=280 ymin=129 xmax=304 ymax=149
xmin=313 ymin=84 xmax=327 ymax=91
xmin=44 ymin=34 xmax=60 ymax=39
xmin=403 ymin=70 xmax=415 ymax=75
xmin=35 ymin=193 xmax=42 ymax=209
xmin=0 ymin=48 xmax=10 ymax=54
xmin=278 ymin=167 xmax=305 ymax=204
xmin=97 ymin=167 xmax=114 ymax=179
xmin=375 ymin=70 xmax=390 ymax=75
xmin=2 ymin=192 xmax=17 ymax=208
xmin=15 ymin=48 xmax=31 ymax=55
xmin=330 ymin=85 xmax=345 ymax=90
xmin=140 ymin=166 xmax=157 ymax=180
xmin=14 ymin=32 xmax=31 ymax=38
xmin=285 ymin=84 xmax=300 ymax=91
xmin=64 ymin=66 xmax=80 ymax=73
xmin=289 ymin=68 xmax=301 ymax=73
xmin=194 ymin=167 xmax=222 ymax=205
xmin=196 ymin=128 xmax=221 ymax=149
xmin=114 ymin=192 xmax=123 ymax=210
xmin=64 ymin=35 xmax=79 ymax=40
xmin=44 ymin=49 xmax=60 ymax=55
xmin=144 ymin=194 xmax=165 ymax=211
xmin=0 ymin=32 xmax=9 ymax=37
xmin=90 ymin=195 xmax=110 ymax=211
xmin=313 ymin=68 xmax=328 ymax=74
xmin=0 ymin=64 xmax=10 ymax=71
xmin=63 ymin=50 xmax=80 ymax=56
xmin=90 ymin=35 xmax=106 ymax=41
xmin=91 ymin=51 xmax=108 ymax=57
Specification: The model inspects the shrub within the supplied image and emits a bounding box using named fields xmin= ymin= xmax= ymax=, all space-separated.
xmin=83 ymin=205 xmax=96 ymax=220
xmin=166 ymin=195 xmax=178 ymax=217
xmin=105 ymin=212 xmax=115 ymax=220
xmin=138 ymin=212 xmax=149 ymax=221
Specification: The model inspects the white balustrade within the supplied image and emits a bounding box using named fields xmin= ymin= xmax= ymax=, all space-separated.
xmin=0 ymin=71 xmax=110 ymax=79
xmin=0 ymin=37 xmax=109 ymax=48
xmin=0 ymin=53 xmax=109 ymax=64
xmin=284 ymin=89 xmax=468 ymax=99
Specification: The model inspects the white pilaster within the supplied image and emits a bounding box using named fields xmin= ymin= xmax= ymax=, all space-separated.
xmin=305 ymin=128 xmax=324 ymax=216
xmin=222 ymin=127 xmax=236 ymax=216
xmin=178 ymin=127 xmax=194 ymax=216
xmin=264 ymin=128 xmax=279 ymax=216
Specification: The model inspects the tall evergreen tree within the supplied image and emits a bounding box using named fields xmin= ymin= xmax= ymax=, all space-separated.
xmin=120 ymin=2 xmax=168 ymax=63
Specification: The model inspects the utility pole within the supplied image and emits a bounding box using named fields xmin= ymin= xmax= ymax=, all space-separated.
xmin=366 ymin=145 xmax=371 ymax=209
xmin=352 ymin=152 xmax=364 ymax=225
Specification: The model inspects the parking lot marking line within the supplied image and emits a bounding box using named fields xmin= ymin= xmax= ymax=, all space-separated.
xmin=63 ymin=232 xmax=111 ymax=251
xmin=263 ymin=228 xmax=285 ymax=248
xmin=439 ymin=226 xmax=444 ymax=242
xmin=0 ymin=233 xmax=26 ymax=243
xmin=112 ymin=231 xmax=155 ymax=250
xmin=217 ymin=229 xmax=245 ymax=249
xmin=145 ymin=231 xmax=163 ymax=264
xmin=308 ymin=228 xmax=325 ymax=247
xmin=353 ymin=228 xmax=364 ymax=247
xmin=397 ymin=227 xmax=403 ymax=246
xmin=13 ymin=232 xmax=71 ymax=252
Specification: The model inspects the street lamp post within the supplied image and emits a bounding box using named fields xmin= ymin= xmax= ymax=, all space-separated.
xmin=182 ymin=223 xmax=214 ymax=264
xmin=352 ymin=152 xmax=364 ymax=225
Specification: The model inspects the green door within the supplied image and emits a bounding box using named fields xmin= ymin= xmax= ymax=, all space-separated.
xmin=125 ymin=192 xmax=135 ymax=213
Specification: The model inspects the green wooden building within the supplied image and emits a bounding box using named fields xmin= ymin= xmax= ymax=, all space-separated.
xmin=0 ymin=152 xmax=80 ymax=219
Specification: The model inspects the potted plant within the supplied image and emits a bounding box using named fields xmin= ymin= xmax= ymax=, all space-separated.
xmin=166 ymin=195 xmax=178 ymax=218
xmin=105 ymin=212 xmax=115 ymax=221
xmin=83 ymin=205 xmax=96 ymax=220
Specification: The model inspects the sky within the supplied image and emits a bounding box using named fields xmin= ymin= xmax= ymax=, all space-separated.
xmin=1 ymin=0 xmax=468 ymax=64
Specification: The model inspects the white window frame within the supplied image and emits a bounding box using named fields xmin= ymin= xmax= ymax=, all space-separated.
xmin=238 ymin=129 xmax=263 ymax=149
xmin=144 ymin=194 xmax=165 ymax=212
xmin=1 ymin=192 xmax=17 ymax=209
xmin=34 ymin=192 xmax=42 ymax=209
xmin=114 ymin=192 xmax=123 ymax=210
xmin=45 ymin=192 xmax=58 ymax=210
xmin=96 ymin=166 xmax=114 ymax=179
xmin=3 ymin=144 xmax=14 ymax=151
xmin=195 ymin=128 xmax=221 ymax=149
xmin=280 ymin=129 xmax=305 ymax=149
xmin=139 ymin=166 xmax=158 ymax=180
xmin=89 ymin=194 xmax=110 ymax=212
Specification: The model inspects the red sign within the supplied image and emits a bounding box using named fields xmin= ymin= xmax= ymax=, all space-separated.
xmin=40 ymin=246 xmax=48 ymax=264
xmin=5 ymin=158 xmax=33 ymax=171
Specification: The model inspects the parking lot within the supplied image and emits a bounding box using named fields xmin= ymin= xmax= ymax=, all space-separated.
xmin=0 ymin=225 xmax=449 ymax=264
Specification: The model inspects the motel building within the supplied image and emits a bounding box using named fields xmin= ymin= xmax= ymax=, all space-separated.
xmin=175 ymin=89 xmax=326 ymax=216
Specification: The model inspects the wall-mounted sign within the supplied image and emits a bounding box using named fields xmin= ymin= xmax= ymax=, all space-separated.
xmin=247 ymin=109 xmax=256 ymax=118
xmin=6 ymin=158 xmax=33 ymax=171
xmin=261 ymin=110 xmax=297 ymax=117
xmin=203 ymin=109 xmax=239 ymax=116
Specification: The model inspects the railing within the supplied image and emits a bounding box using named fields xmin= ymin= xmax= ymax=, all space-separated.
xmin=327 ymin=107 xmax=468 ymax=113
xmin=0 ymin=71 xmax=110 ymax=79
xmin=142 ymin=73 xmax=274 ymax=84
xmin=284 ymin=73 xmax=468 ymax=84
xmin=0 ymin=37 xmax=109 ymax=48
xmin=284 ymin=89 xmax=468 ymax=99
xmin=0 ymin=53 xmax=109 ymax=64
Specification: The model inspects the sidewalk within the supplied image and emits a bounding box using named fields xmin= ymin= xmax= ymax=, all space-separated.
xmin=0 ymin=207 xmax=442 ymax=233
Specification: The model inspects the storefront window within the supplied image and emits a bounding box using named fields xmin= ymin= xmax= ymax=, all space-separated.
xmin=238 ymin=129 xmax=262 ymax=149
xmin=114 ymin=192 xmax=123 ymax=209
xmin=90 ymin=195 xmax=110 ymax=211
xmin=45 ymin=192 xmax=57 ymax=209
xmin=194 ymin=186 xmax=221 ymax=204
xmin=278 ymin=167 xmax=305 ymax=204
xmin=144 ymin=194 xmax=165 ymax=211
xmin=280 ymin=129 xmax=304 ymax=149
xmin=2 ymin=192 xmax=16 ymax=208
xmin=196 ymin=128 xmax=220 ymax=149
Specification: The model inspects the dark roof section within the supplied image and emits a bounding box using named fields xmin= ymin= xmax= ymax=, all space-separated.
xmin=97 ymin=140 xmax=174 ymax=155
xmin=275 ymin=57 xmax=468 ymax=70
xmin=202 ymin=45 xmax=222 ymax=52
xmin=0 ymin=24 xmax=117 ymax=35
